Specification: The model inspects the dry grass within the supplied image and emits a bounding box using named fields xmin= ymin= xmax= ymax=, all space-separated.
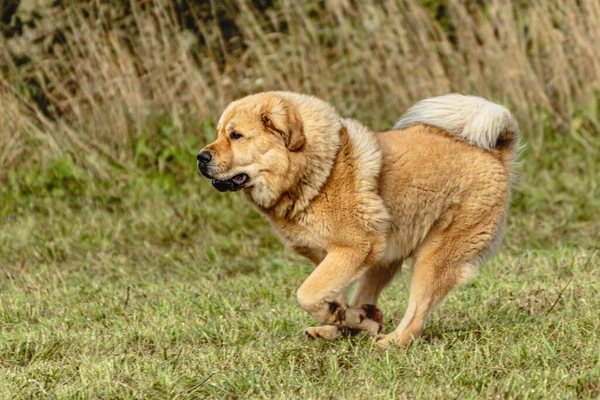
xmin=0 ymin=0 xmax=599 ymax=172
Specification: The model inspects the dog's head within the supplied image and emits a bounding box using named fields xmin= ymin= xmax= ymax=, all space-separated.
xmin=197 ymin=92 xmax=305 ymax=204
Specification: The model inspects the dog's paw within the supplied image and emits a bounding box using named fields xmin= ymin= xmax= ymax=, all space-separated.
xmin=342 ymin=305 xmax=384 ymax=336
xmin=375 ymin=332 xmax=413 ymax=350
xmin=374 ymin=333 xmax=396 ymax=350
xmin=304 ymin=326 xmax=343 ymax=341
xmin=360 ymin=304 xmax=383 ymax=324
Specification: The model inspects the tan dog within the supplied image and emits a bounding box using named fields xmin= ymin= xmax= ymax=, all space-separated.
xmin=197 ymin=92 xmax=519 ymax=348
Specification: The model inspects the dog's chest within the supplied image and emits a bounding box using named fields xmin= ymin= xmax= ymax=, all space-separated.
xmin=271 ymin=211 xmax=330 ymax=252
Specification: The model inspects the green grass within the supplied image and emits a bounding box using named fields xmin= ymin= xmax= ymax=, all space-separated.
xmin=1 ymin=136 xmax=599 ymax=399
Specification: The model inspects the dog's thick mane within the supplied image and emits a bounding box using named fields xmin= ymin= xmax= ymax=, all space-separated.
xmin=342 ymin=118 xmax=390 ymax=234
xmin=258 ymin=92 xmax=342 ymax=218
xmin=252 ymin=92 xmax=389 ymax=236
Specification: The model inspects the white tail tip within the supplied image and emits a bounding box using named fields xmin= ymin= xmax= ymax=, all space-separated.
xmin=393 ymin=94 xmax=518 ymax=150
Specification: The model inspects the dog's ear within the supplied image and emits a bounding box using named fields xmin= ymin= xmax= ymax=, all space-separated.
xmin=260 ymin=97 xmax=305 ymax=151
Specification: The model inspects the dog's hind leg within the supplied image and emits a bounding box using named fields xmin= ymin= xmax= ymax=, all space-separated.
xmin=376 ymin=205 xmax=503 ymax=349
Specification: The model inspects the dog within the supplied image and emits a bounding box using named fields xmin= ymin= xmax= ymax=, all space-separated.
xmin=197 ymin=92 xmax=519 ymax=348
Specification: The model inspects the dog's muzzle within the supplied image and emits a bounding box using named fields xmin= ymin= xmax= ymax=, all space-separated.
xmin=197 ymin=151 xmax=249 ymax=192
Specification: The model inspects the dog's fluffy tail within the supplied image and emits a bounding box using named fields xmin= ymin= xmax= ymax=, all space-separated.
xmin=393 ymin=94 xmax=520 ymax=169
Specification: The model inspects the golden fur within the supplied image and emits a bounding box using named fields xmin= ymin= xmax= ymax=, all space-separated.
xmin=197 ymin=91 xmax=519 ymax=348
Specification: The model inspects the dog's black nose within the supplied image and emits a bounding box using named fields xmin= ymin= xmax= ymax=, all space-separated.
xmin=197 ymin=151 xmax=212 ymax=164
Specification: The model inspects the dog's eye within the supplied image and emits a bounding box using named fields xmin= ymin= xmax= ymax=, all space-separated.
xmin=229 ymin=131 xmax=242 ymax=140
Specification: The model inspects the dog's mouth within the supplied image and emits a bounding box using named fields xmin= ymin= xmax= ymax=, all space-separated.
xmin=198 ymin=160 xmax=249 ymax=192
xmin=211 ymin=173 xmax=249 ymax=192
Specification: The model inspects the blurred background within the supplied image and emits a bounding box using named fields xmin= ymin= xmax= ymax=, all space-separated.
xmin=0 ymin=1 xmax=599 ymax=397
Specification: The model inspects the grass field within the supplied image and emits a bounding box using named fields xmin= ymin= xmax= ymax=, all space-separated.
xmin=1 ymin=128 xmax=598 ymax=398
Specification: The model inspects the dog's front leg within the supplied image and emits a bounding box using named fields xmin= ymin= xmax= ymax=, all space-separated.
xmin=297 ymin=246 xmax=383 ymax=336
